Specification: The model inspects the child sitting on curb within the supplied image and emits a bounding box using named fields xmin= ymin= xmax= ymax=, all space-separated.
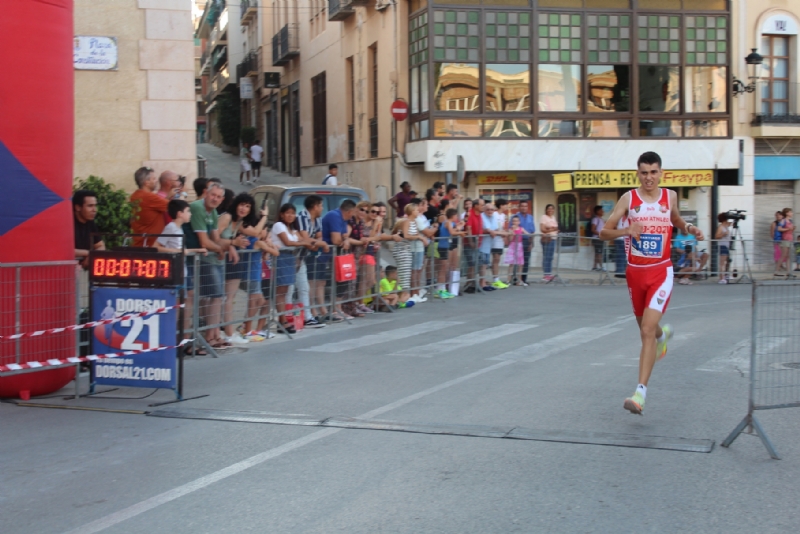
xmin=379 ymin=265 xmax=413 ymax=311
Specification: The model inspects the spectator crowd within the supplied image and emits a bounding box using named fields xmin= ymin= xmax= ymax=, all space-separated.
xmin=72 ymin=168 xmax=800 ymax=353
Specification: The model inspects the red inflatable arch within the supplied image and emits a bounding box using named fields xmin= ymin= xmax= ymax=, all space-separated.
xmin=0 ymin=0 xmax=77 ymax=397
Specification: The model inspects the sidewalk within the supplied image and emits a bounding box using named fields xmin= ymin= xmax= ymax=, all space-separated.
xmin=196 ymin=143 xmax=301 ymax=196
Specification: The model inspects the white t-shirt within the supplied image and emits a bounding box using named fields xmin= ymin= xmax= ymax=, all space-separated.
xmin=157 ymin=222 xmax=187 ymax=277
xmin=157 ymin=222 xmax=183 ymax=250
xmin=412 ymin=215 xmax=430 ymax=253
xmin=591 ymin=216 xmax=605 ymax=237
xmin=323 ymin=173 xmax=338 ymax=186
xmin=496 ymin=212 xmax=507 ymax=231
xmin=270 ymin=222 xmax=298 ymax=250
xmin=249 ymin=145 xmax=263 ymax=162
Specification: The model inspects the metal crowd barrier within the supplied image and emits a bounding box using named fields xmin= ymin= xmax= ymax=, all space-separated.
xmin=722 ymin=280 xmax=800 ymax=459
xmin=0 ymin=262 xmax=82 ymax=396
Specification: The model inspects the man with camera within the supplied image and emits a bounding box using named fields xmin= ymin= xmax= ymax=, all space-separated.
xmin=600 ymin=151 xmax=704 ymax=416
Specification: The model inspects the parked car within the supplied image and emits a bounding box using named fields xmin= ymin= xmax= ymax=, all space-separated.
xmin=248 ymin=184 xmax=369 ymax=225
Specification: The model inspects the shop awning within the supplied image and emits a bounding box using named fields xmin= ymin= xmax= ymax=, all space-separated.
xmin=755 ymin=156 xmax=800 ymax=180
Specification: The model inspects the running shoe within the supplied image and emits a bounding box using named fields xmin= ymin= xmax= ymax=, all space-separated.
xmin=491 ymin=281 xmax=508 ymax=289
xmin=718 ymin=279 xmax=727 ymax=284
xmin=224 ymin=332 xmax=249 ymax=344
xmin=656 ymin=324 xmax=673 ymax=362
xmin=304 ymin=317 xmax=326 ymax=329
xmin=442 ymin=290 xmax=455 ymax=299
xmin=623 ymin=391 xmax=645 ymax=415
xmin=482 ymin=286 xmax=495 ymax=292
xmin=256 ymin=329 xmax=276 ymax=339
xmin=244 ymin=331 xmax=265 ymax=342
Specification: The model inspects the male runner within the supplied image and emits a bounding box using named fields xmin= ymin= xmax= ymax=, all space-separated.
xmin=600 ymin=152 xmax=704 ymax=415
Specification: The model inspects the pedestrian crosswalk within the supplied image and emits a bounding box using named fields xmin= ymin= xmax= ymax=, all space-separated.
xmin=488 ymin=326 xmax=622 ymax=363
xmin=296 ymin=316 xmax=752 ymax=372
xmin=298 ymin=321 xmax=463 ymax=353
xmin=389 ymin=324 xmax=538 ymax=358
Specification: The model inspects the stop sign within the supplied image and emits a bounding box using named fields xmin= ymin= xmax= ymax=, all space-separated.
xmin=390 ymin=99 xmax=409 ymax=121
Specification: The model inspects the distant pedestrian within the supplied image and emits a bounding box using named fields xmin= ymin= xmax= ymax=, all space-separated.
xmin=322 ymin=163 xmax=338 ymax=186
xmin=715 ymin=212 xmax=732 ymax=283
xmin=778 ymin=208 xmax=795 ymax=278
xmin=249 ymin=140 xmax=263 ymax=181
xmin=505 ymin=215 xmax=528 ymax=286
xmin=516 ymin=200 xmax=535 ymax=285
xmin=614 ymin=214 xmax=630 ymax=278
xmin=591 ymin=205 xmax=606 ymax=271
xmin=770 ymin=211 xmax=784 ymax=269
xmin=388 ymin=181 xmax=413 ymax=218
xmin=73 ymin=190 xmax=105 ymax=269
xmin=240 ymin=142 xmax=252 ymax=184
xmin=540 ymin=204 xmax=558 ymax=281
xmin=130 ymin=166 xmax=169 ymax=247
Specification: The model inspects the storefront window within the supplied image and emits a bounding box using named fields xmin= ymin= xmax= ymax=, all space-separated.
xmin=484 ymin=119 xmax=532 ymax=137
xmin=684 ymin=66 xmax=726 ymax=113
xmin=538 ymin=64 xmax=581 ymax=112
xmin=639 ymin=120 xmax=681 ymax=137
xmin=434 ymin=63 xmax=480 ymax=112
xmin=434 ymin=118 xmax=482 ymax=137
xmin=684 ymin=119 xmax=728 ymax=137
xmin=639 ymin=66 xmax=680 ymax=112
xmin=587 ymin=65 xmax=630 ymax=112
xmin=538 ymin=119 xmax=583 ymax=137
xmin=486 ymin=64 xmax=531 ymax=112
xmin=587 ymin=120 xmax=631 ymax=137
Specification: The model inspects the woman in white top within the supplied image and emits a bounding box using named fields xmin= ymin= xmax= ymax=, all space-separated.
xmin=539 ymin=204 xmax=559 ymax=280
xmin=271 ymin=204 xmax=312 ymax=333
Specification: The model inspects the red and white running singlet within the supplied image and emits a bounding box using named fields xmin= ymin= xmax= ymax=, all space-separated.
xmin=627 ymin=188 xmax=672 ymax=268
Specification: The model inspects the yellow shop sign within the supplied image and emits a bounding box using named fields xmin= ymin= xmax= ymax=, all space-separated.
xmin=572 ymin=170 xmax=713 ymax=189
xmin=478 ymin=174 xmax=517 ymax=184
xmin=553 ymin=173 xmax=573 ymax=192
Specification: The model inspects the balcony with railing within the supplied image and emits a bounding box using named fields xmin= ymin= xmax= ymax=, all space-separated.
xmin=212 ymin=45 xmax=228 ymax=70
xmin=200 ymin=49 xmax=211 ymax=75
xmin=240 ymin=0 xmax=257 ymax=25
xmin=211 ymin=65 xmax=230 ymax=98
xmin=329 ymin=0 xmax=354 ymax=21
xmin=236 ymin=51 xmax=259 ymax=81
xmin=272 ymin=24 xmax=299 ymax=67
xmin=751 ymin=81 xmax=800 ymax=134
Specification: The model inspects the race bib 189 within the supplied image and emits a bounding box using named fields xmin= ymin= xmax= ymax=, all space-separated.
xmin=631 ymin=234 xmax=663 ymax=257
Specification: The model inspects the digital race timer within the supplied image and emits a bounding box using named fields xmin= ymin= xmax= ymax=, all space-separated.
xmin=89 ymin=250 xmax=183 ymax=286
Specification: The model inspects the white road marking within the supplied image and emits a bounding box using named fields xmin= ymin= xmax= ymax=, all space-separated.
xmin=298 ymin=321 xmax=463 ymax=353
xmin=389 ymin=324 xmax=538 ymax=357
xmin=63 ymin=359 xmax=514 ymax=534
xmin=489 ymin=326 xmax=622 ymax=362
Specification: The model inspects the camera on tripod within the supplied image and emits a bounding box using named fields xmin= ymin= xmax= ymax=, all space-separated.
xmin=724 ymin=209 xmax=746 ymax=222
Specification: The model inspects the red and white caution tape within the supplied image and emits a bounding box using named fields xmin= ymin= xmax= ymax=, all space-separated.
xmin=0 ymin=339 xmax=194 ymax=374
xmin=0 ymin=304 xmax=184 ymax=342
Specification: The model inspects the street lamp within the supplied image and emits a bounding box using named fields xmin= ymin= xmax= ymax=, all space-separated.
xmin=732 ymin=48 xmax=764 ymax=97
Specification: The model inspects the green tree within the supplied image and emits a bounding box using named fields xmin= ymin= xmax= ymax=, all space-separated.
xmin=73 ymin=175 xmax=135 ymax=249
xmin=216 ymin=92 xmax=241 ymax=148
xmin=240 ymin=126 xmax=257 ymax=146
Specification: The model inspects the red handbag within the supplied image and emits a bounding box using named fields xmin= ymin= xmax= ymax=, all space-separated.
xmin=334 ymin=254 xmax=357 ymax=283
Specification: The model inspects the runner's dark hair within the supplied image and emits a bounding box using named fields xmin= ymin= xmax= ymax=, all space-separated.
xmin=637 ymin=151 xmax=662 ymax=168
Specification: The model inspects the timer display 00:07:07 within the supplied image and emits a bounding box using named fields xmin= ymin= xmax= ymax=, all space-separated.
xmin=92 ymin=258 xmax=171 ymax=279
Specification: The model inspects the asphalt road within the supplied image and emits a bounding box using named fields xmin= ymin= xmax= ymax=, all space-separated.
xmin=2 ymin=283 xmax=799 ymax=533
